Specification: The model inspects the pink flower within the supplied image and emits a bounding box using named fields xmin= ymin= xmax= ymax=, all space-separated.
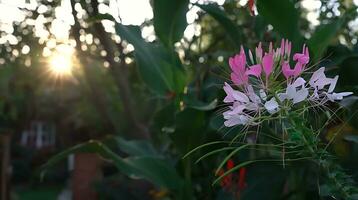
xmin=262 ymin=53 xmax=274 ymax=77
xmin=221 ymin=40 xmax=353 ymax=128
xmin=280 ymin=39 xmax=285 ymax=56
xmin=245 ymin=64 xmax=262 ymax=77
xmin=293 ymin=45 xmax=309 ymax=65
xmin=255 ymin=42 xmax=263 ymax=61
xmin=282 ymin=61 xmax=294 ymax=79
xmin=229 ymin=48 xmax=248 ymax=85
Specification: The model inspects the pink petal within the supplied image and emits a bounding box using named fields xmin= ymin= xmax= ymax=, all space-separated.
xmin=287 ymin=41 xmax=292 ymax=58
xmin=262 ymin=53 xmax=274 ymax=77
xmin=304 ymin=47 xmax=309 ymax=58
xmin=255 ymin=42 xmax=263 ymax=60
xmin=229 ymin=52 xmax=246 ymax=75
xmin=282 ymin=61 xmax=294 ymax=79
xmin=293 ymin=45 xmax=310 ymax=65
xmin=280 ymin=39 xmax=285 ymax=56
xmin=231 ymin=72 xmax=248 ymax=86
xmin=245 ymin=64 xmax=262 ymax=77
xmin=293 ymin=62 xmax=303 ymax=77
xmin=229 ymin=57 xmax=236 ymax=72
xmin=293 ymin=53 xmax=309 ymax=64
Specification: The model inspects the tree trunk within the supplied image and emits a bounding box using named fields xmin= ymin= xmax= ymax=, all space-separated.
xmin=72 ymin=153 xmax=102 ymax=200
xmin=1 ymin=133 xmax=11 ymax=200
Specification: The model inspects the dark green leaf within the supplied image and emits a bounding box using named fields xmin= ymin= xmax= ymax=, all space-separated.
xmin=185 ymin=97 xmax=218 ymax=111
xmin=256 ymin=0 xmax=301 ymax=42
xmin=153 ymin=0 xmax=189 ymax=46
xmin=196 ymin=3 xmax=241 ymax=48
xmin=308 ymin=19 xmax=344 ymax=62
xmin=114 ymin=137 xmax=159 ymax=157
xmin=115 ymin=24 xmax=185 ymax=95
xmin=41 ymin=141 xmax=183 ymax=190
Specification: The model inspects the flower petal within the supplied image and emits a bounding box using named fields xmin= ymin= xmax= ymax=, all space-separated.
xmin=293 ymin=88 xmax=309 ymax=104
xmin=292 ymin=77 xmax=306 ymax=88
xmin=245 ymin=64 xmax=262 ymax=77
xmin=262 ymin=53 xmax=274 ymax=76
xmin=328 ymin=75 xmax=338 ymax=93
xmin=282 ymin=61 xmax=294 ymax=79
xmin=264 ymin=98 xmax=279 ymax=114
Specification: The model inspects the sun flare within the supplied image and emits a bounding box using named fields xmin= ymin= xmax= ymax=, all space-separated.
xmin=49 ymin=53 xmax=73 ymax=76
xmin=47 ymin=43 xmax=75 ymax=77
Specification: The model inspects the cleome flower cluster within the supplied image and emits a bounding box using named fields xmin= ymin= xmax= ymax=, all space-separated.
xmin=223 ymin=39 xmax=353 ymax=127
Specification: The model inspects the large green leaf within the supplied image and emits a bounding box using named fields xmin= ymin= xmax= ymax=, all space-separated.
xmin=153 ymin=0 xmax=189 ymax=46
xmin=113 ymin=137 xmax=159 ymax=157
xmin=41 ymin=141 xmax=183 ymax=190
xmin=115 ymin=24 xmax=185 ymax=95
xmin=256 ymin=0 xmax=301 ymax=42
xmin=308 ymin=18 xmax=344 ymax=62
xmin=195 ymin=3 xmax=241 ymax=48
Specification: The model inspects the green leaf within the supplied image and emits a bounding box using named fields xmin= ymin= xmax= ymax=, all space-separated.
xmin=115 ymin=24 xmax=184 ymax=95
xmin=185 ymin=97 xmax=218 ymax=111
xmin=195 ymin=3 xmax=241 ymax=48
xmin=256 ymin=0 xmax=301 ymax=42
xmin=113 ymin=137 xmax=159 ymax=157
xmin=308 ymin=18 xmax=344 ymax=62
xmin=153 ymin=0 xmax=189 ymax=46
xmin=41 ymin=141 xmax=183 ymax=190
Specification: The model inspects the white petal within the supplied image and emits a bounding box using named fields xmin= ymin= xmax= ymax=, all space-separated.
xmin=326 ymin=92 xmax=353 ymax=102
xmin=232 ymin=90 xmax=250 ymax=103
xmin=315 ymin=77 xmax=332 ymax=90
xmin=247 ymin=85 xmax=261 ymax=103
xmin=292 ymin=77 xmax=306 ymax=88
xmin=264 ymin=98 xmax=280 ymax=114
xmin=293 ymin=88 xmax=309 ymax=104
xmin=224 ymin=114 xmax=249 ymax=127
xmin=277 ymin=93 xmax=288 ymax=102
xmin=228 ymin=104 xmax=245 ymax=115
xmin=223 ymin=82 xmax=235 ymax=103
xmin=245 ymin=102 xmax=259 ymax=111
xmin=328 ymin=75 xmax=338 ymax=93
xmin=286 ymin=85 xmax=296 ymax=99
xmin=309 ymin=67 xmax=325 ymax=86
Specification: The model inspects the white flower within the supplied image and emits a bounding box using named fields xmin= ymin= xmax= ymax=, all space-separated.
xmin=326 ymin=92 xmax=353 ymax=102
xmin=309 ymin=67 xmax=332 ymax=90
xmin=264 ymin=98 xmax=280 ymax=114
xmin=278 ymin=77 xmax=309 ymax=104
xmin=223 ymin=112 xmax=251 ymax=127
xmin=223 ymin=83 xmax=249 ymax=103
